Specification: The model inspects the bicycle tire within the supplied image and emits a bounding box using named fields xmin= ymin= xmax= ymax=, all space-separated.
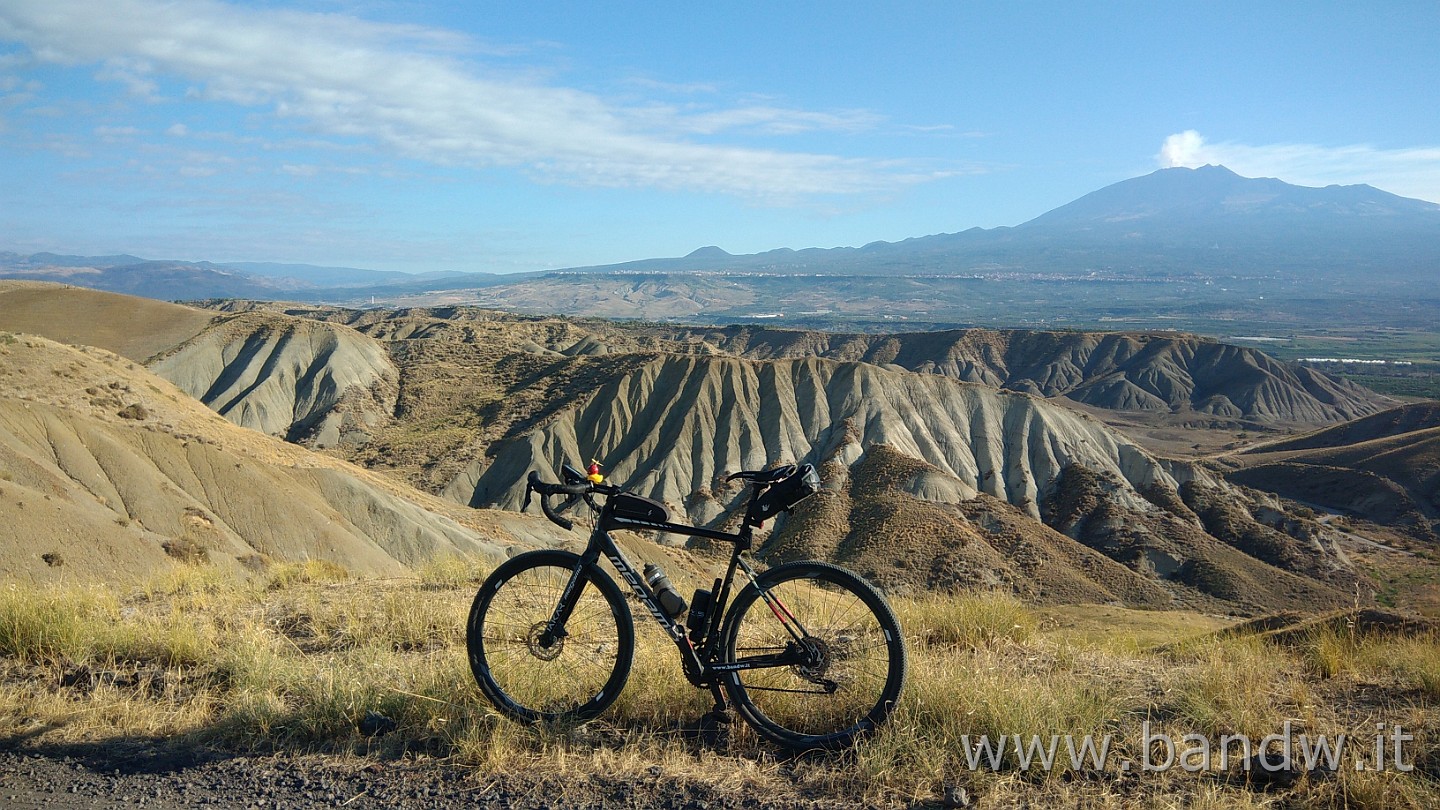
xmin=720 ymin=561 xmax=907 ymax=750
xmin=466 ymin=549 xmax=634 ymax=724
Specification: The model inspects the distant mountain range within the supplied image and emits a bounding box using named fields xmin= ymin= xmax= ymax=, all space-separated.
xmin=563 ymin=165 xmax=1440 ymax=280
xmin=4 ymin=165 xmax=1438 ymax=306
xmin=0 ymin=251 xmax=502 ymax=300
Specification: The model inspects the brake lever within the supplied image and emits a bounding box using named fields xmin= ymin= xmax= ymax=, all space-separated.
xmin=522 ymin=471 xmax=539 ymax=512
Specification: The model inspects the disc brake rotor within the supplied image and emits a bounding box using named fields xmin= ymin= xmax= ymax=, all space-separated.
xmin=792 ymin=636 xmax=831 ymax=681
xmin=525 ymin=621 xmax=564 ymax=661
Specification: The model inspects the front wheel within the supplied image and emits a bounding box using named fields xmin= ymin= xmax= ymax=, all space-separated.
xmin=720 ymin=561 xmax=907 ymax=750
xmin=466 ymin=550 xmax=634 ymax=724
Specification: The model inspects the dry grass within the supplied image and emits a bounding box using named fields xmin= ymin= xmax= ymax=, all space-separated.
xmin=1302 ymin=621 xmax=1440 ymax=699
xmin=896 ymin=590 xmax=1037 ymax=649
xmin=0 ymin=568 xmax=1436 ymax=808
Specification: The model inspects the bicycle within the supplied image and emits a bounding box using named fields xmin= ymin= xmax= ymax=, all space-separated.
xmin=465 ymin=461 xmax=908 ymax=750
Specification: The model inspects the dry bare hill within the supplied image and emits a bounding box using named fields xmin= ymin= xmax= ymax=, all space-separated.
xmin=1246 ymin=400 xmax=1440 ymax=453
xmin=1227 ymin=402 xmax=1440 ymax=541
xmin=457 ymin=353 xmax=1365 ymax=612
xmin=205 ymin=303 xmax=1386 ymax=425
xmin=0 ymin=331 xmax=566 ymax=583
xmin=634 ymin=324 xmax=1388 ymax=424
xmin=0 ymin=282 xmax=396 ymax=449
xmin=0 ymin=281 xmax=214 ymax=361
xmin=0 ymin=285 xmax=1406 ymax=611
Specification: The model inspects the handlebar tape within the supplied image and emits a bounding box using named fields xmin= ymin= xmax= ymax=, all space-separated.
xmin=526 ymin=470 xmax=579 ymax=531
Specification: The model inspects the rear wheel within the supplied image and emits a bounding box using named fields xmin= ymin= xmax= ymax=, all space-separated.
xmin=720 ymin=561 xmax=907 ymax=750
xmin=466 ymin=550 xmax=633 ymax=724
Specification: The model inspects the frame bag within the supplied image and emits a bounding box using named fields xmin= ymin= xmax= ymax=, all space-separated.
xmin=611 ymin=492 xmax=670 ymax=524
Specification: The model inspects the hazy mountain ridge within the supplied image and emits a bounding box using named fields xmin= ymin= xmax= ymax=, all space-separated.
xmin=1024 ymin=165 xmax=1440 ymax=229
xmin=560 ymin=166 xmax=1440 ymax=280
xmin=7 ymin=165 xmax=1439 ymax=309
xmin=0 ymin=252 xmax=496 ymax=299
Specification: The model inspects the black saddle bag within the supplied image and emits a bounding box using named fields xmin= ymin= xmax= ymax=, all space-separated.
xmin=746 ymin=464 xmax=821 ymax=525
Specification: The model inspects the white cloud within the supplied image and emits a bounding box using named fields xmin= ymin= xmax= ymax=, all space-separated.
xmin=1159 ymin=129 xmax=1440 ymax=203
xmin=0 ymin=0 xmax=935 ymax=198
xmin=94 ymin=58 xmax=161 ymax=101
xmin=663 ymin=105 xmax=884 ymax=137
xmin=94 ymin=124 xmax=138 ymax=141
xmin=1159 ymin=130 xmax=1206 ymax=168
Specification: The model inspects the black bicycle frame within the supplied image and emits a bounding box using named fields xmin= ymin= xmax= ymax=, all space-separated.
xmin=541 ymin=500 xmax=811 ymax=687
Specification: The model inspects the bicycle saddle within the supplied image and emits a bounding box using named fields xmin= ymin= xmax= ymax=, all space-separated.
xmin=726 ymin=465 xmax=797 ymax=484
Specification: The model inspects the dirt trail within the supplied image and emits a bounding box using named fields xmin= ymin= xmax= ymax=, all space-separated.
xmin=0 ymin=749 xmax=848 ymax=809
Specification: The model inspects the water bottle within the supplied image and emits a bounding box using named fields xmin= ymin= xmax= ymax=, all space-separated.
xmin=686 ymin=587 xmax=713 ymax=643
xmin=643 ymin=563 xmax=687 ymax=619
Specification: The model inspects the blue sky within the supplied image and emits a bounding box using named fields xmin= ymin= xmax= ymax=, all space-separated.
xmin=1 ymin=1 xmax=1438 ymax=273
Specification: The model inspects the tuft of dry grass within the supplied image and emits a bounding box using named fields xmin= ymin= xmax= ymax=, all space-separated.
xmin=1302 ymin=621 xmax=1440 ymax=698
xmin=414 ymin=554 xmax=490 ymax=590
xmin=1168 ymin=635 xmax=1296 ymax=740
xmin=895 ymin=590 xmax=1037 ymax=649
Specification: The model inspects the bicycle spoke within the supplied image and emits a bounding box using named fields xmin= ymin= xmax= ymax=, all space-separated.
xmin=722 ymin=561 xmax=906 ymax=749
xmin=467 ymin=551 xmax=633 ymax=724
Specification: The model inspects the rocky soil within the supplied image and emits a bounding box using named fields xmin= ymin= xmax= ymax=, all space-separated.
xmin=0 ymin=748 xmax=858 ymax=810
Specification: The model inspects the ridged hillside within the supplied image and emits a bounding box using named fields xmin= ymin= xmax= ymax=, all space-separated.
xmin=207 ymin=305 xmax=1384 ymax=425
xmin=464 ymin=355 xmax=1171 ymax=518
xmin=0 ymin=284 xmax=398 ymax=449
xmin=1229 ymin=402 xmax=1440 ymax=540
xmin=149 ymin=313 xmax=398 ymax=448
xmin=0 ymin=333 xmax=562 ymax=583
xmin=1243 ymin=401 xmax=1440 ymax=453
xmin=645 ymin=325 xmax=1386 ymax=423
xmin=761 ymin=445 xmax=1175 ymax=606
xmin=459 ymin=354 xmax=1359 ymax=612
